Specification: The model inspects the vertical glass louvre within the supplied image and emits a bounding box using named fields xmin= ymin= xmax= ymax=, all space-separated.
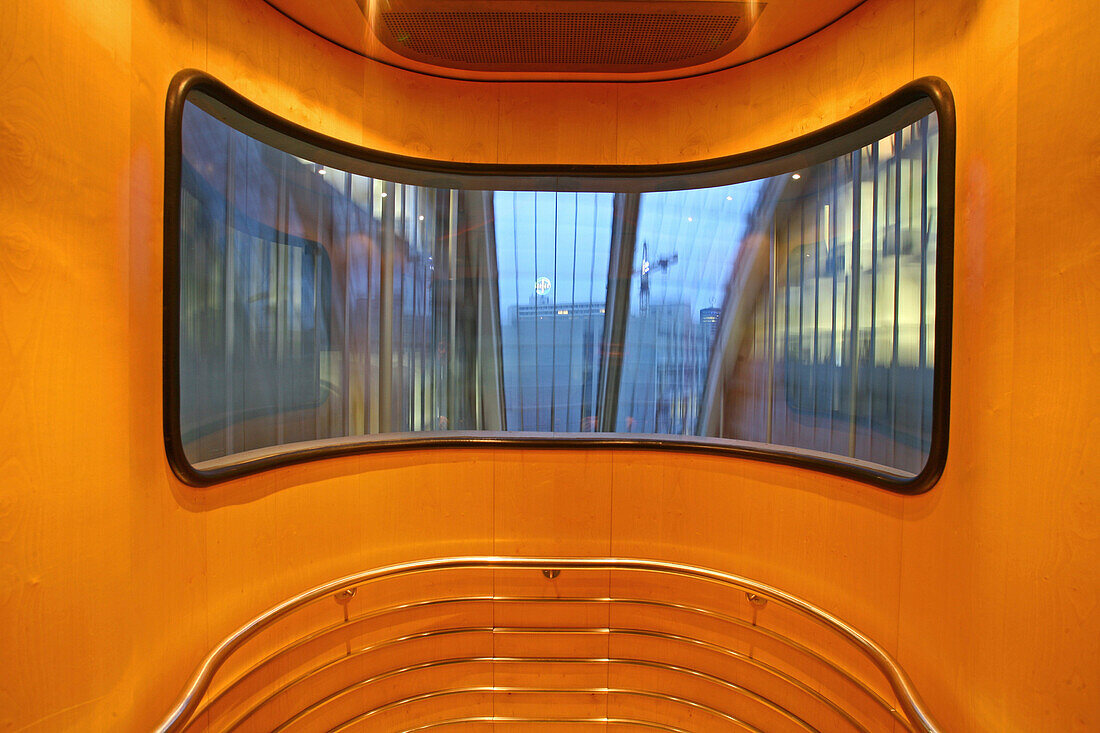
xmin=495 ymin=191 xmax=615 ymax=432
xmin=174 ymin=84 xmax=945 ymax=486
xmin=719 ymin=115 xmax=939 ymax=474
xmin=179 ymin=103 xmax=504 ymax=464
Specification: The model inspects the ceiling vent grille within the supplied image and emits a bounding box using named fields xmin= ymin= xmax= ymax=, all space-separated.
xmin=373 ymin=2 xmax=761 ymax=72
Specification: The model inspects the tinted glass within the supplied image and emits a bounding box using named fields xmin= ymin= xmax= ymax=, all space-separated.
xmin=176 ymin=94 xmax=941 ymax=481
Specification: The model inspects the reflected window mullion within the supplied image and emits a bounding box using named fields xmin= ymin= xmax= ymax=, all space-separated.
xmin=176 ymin=97 xmax=944 ymax=485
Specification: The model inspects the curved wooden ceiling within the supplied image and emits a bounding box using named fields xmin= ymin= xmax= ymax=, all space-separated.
xmin=264 ymin=0 xmax=866 ymax=81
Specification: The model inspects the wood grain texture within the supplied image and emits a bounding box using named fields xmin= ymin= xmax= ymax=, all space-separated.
xmin=496 ymin=84 xmax=620 ymax=166
xmin=493 ymin=449 xmax=612 ymax=557
xmin=1006 ymin=0 xmax=1100 ymax=728
xmin=0 ymin=2 xmax=135 ymax=730
xmin=259 ymin=0 xmax=870 ymax=83
xmin=0 ymin=0 xmax=1097 ymax=730
xmin=898 ymin=0 xmax=1023 ymax=730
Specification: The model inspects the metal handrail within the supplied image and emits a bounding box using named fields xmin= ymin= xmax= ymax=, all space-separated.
xmin=155 ymin=556 xmax=942 ymax=733
xmin=399 ymin=717 xmax=695 ymax=733
xmin=271 ymin=658 xmax=815 ymax=733
xmin=213 ymin=624 xmax=882 ymax=732
xmin=329 ymin=686 xmax=768 ymax=733
xmin=197 ymin=596 xmax=904 ymax=729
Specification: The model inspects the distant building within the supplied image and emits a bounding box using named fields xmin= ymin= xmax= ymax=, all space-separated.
xmin=501 ymin=299 xmax=710 ymax=434
xmin=700 ymin=307 xmax=720 ymax=341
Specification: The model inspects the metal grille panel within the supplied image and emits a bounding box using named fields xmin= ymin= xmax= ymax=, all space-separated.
xmin=378 ymin=9 xmax=747 ymax=70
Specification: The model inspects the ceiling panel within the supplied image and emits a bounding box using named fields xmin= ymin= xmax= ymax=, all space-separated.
xmin=264 ymin=0 xmax=866 ymax=81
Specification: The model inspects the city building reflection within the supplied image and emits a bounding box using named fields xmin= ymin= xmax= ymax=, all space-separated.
xmin=177 ymin=96 xmax=939 ymax=478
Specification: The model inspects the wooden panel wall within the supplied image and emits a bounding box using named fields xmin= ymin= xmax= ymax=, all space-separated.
xmin=0 ymin=0 xmax=1096 ymax=730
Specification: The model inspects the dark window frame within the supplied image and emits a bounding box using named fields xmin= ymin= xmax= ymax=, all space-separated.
xmin=164 ymin=69 xmax=955 ymax=493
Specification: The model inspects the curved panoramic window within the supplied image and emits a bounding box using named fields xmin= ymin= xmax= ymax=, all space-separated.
xmin=165 ymin=71 xmax=953 ymax=492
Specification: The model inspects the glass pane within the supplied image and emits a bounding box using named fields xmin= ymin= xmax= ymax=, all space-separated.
xmin=179 ymin=102 xmax=504 ymax=463
xmin=616 ymin=182 xmax=765 ymax=434
xmin=716 ymin=115 xmax=939 ymax=474
xmin=176 ymin=92 xmax=941 ymax=481
xmin=495 ymin=191 xmax=614 ymax=432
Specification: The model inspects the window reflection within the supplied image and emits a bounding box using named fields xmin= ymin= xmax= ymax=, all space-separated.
xmin=719 ymin=117 xmax=939 ymax=475
xmin=495 ymin=191 xmax=614 ymax=431
xmin=177 ymin=96 xmax=939 ymax=479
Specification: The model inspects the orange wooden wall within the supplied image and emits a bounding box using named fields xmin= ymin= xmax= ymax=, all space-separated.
xmin=0 ymin=0 xmax=1096 ymax=730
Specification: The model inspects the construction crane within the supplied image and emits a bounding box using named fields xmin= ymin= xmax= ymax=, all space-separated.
xmin=637 ymin=241 xmax=678 ymax=313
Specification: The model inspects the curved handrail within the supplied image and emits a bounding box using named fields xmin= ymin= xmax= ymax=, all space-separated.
xmin=155 ymin=556 xmax=942 ymax=733
xmin=212 ymin=621 xmax=886 ymax=732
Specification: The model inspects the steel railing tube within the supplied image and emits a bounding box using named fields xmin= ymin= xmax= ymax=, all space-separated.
xmin=155 ymin=556 xmax=941 ymax=733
